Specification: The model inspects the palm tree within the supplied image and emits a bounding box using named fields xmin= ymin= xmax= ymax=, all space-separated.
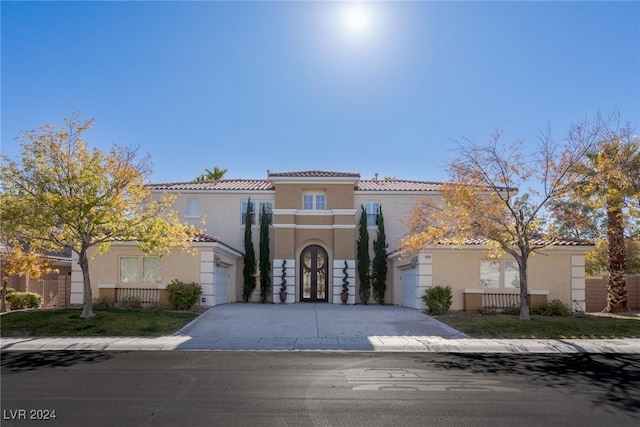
xmin=194 ymin=166 xmax=227 ymax=182
xmin=574 ymin=128 xmax=640 ymax=312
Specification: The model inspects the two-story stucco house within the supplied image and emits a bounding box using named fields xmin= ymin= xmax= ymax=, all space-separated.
xmin=72 ymin=170 xmax=592 ymax=311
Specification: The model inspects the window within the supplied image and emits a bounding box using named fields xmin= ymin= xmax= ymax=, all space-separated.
xmin=258 ymin=201 xmax=273 ymax=225
xmin=119 ymin=256 xmax=161 ymax=284
xmin=364 ymin=201 xmax=380 ymax=227
xmin=241 ymin=200 xmax=273 ymax=225
xmin=480 ymin=260 xmax=519 ymax=288
xmin=186 ymin=199 xmax=199 ymax=217
xmin=303 ymin=193 xmax=326 ymax=210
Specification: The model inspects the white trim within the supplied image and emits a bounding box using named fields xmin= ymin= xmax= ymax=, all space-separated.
xmin=332 ymin=209 xmax=358 ymax=215
xmin=98 ymin=284 xmax=116 ymax=289
xmin=272 ymin=209 xmax=297 ymax=215
xmin=273 ymin=224 xmax=356 ymax=230
xmin=528 ymin=290 xmax=550 ymax=295
xmin=295 ymin=209 xmax=333 ymax=216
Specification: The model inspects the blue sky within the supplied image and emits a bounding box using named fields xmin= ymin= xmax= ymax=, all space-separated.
xmin=2 ymin=1 xmax=639 ymax=184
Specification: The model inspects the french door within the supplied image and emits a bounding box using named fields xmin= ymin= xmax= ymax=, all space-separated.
xmin=300 ymin=245 xmax=329 ymax=302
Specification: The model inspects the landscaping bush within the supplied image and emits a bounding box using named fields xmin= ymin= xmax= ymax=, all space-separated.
xmin=531 ymin=299 xmax=571 ymax=317
xmin=6 ymin=291 xmax=43 ymax=310
xmin=116 ymin=296 xmax=143 ymax=309
xmin=93 ymin=296 xmax=114 ymax=309
xmin=422 ymin=285 xmax=453 ymax=315
xmin=502 ymin=305 xmax=521 ymax=316
xmin=166 ymin=279 xmax=202 ymax=310
xmin=2 ymin=287 xmax=16 ymax=295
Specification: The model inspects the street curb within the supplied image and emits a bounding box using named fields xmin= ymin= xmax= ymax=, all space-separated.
xmin=2 ymin=337 xmax=639 ymax=353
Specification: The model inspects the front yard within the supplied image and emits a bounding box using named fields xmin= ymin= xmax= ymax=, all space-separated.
xmin=0 ymin=308 xmax=197 ymax=337
xmin=435 ymin=312 xmax=640 ymax=339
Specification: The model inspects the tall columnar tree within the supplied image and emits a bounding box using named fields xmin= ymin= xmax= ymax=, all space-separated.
xmin=242 ymin=199 xmax=256 ymax=302
xmin=402 ymin=116 xmax=606 ymax=320
xmin=372 ymin=206 xmax=388 ymax=304
xmin=259 ymin=204 xmax=271 ymax=303
xmin=567 ymin=124 xmax=640 ymax=312
xmin=357 ymin=205 xmax=371 ymax=304
xmin=0 ymin=115 xmax=196 ymax=318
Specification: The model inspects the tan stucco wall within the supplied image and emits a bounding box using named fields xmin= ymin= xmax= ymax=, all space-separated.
xmin=274 ymin=183 xmax=354 ymax=210
xmin=428 ymin=247 xmax=585 ymax=310
xmin=87 ymin=245 xmax=201 ymax=289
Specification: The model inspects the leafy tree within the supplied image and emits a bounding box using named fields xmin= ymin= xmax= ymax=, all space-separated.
xmin=566 ymin=124 xmax=640 ymax=312
xmin=357 ymin=205 xmax=371 ymax=304
xmin=0 ymin=115 xmax=195 ymax=318
xmin=242 ymin=199 xmax=256 ymax=302
xmin=0 ymin=244 xmax=58 ymax=312
xmin=259 ymin=204 xmax=271 ymax=303
xmin=372 ymin=206 xmax=388 ymax=304
xmin=402 ymin=117 xmax=605 ymax=320
xmin=194 ymin=166 xmax=227 ymax=182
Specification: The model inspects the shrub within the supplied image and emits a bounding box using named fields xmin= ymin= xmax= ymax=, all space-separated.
xmin=478 ymin=306 xmax=499 ymax=315
xmin=2 ymin=287 xmax=17 ymax=295
xmin=6 ymin=291 xmax=43 ymax=310
xmin=532 ymin=299 xmax=571 ymax=317
xmin=93 ymin=296 xmax=114 ymax=309
xmin=166 ymin=279 xmax=202 ymax=310
xmin=502 ymin=305 xmax=521 ymax=316
xmin=422 ymin=285 xmax=453 ymax=315
xmin=116 ymin=296 xmax=142 ymax=309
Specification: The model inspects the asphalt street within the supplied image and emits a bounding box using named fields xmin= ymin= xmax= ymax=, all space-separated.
xmin=2 ymin=351 xmax=639 ymax=427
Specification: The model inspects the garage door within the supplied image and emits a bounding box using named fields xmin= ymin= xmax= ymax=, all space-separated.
xmin=215 ymin=265 xmax=229 ymax=305
xmin=402 ymin=268 xmax=417 ymax=309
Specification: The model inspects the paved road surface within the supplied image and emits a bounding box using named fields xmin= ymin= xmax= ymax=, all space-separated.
xmin=2 ymin=351 xmax=639 ymax=426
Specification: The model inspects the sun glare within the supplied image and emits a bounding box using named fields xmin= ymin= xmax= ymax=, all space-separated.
xmin=341 ymin=3 xmax=374 ymax=39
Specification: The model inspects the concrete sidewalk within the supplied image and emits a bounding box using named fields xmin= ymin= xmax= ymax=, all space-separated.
xmin=2 ymin=304 xmax=639 ymax=353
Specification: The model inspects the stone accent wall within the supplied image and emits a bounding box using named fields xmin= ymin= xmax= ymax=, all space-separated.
xmin=272 ymin=259 xmax=295 ymax=303
xmin=332 ymin=259 xmax=355 ymax=304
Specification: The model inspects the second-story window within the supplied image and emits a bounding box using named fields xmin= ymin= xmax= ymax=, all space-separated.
xmin=186 ymin=199 xmax=199 ymax=217
xmin=242 ymin=200 xmax=273 ymax=225
xmin=303 ymin=193 xmax=326 ymax=210
xmin=364 ymin=201 xmax=380 ymax=227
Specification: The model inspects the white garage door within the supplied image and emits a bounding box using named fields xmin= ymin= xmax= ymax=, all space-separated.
xmin=402 ymin=268 xmax=417 ymax=309
xmin=215 ymin=265 xmax=229 ymax=305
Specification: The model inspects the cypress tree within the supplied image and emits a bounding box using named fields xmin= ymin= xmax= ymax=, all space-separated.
xmin=357 ymin=205 xmax=371 ymax=304
xmin=242 ymin=199 xmax=256 ymax=302
xmin=372 ymin=205 xmax=388 ymax=304
xmin=259 ymin=204 xmax=271 ymax=303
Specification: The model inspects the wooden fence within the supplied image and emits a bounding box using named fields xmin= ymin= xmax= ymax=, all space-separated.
xmin=585 ymin=275 xmax=640 ymax=312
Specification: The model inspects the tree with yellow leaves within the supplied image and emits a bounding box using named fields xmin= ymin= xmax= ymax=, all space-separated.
xmin=0 ymin=114 xmax=197 ymax=318
xmin=0 ymin=244 xmax=58 ymax=312
xmin=402 ymin=116 xmax=606 ymax=320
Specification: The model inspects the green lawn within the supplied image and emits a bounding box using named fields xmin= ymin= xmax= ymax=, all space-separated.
xmin=436 ymin=313 xmax=640 ymax=339
xmin=0 ymin=308 xmax=198 ymax=337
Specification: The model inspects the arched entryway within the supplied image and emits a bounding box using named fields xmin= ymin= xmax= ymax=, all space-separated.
xmin=300 ymin=245 xmax=329 ymax=302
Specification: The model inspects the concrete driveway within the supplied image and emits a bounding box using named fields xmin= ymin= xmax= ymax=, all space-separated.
xmin=176 ymin=303 xmax=467 ymax=350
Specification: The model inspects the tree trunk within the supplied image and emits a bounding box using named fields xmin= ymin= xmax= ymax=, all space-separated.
xmin=604 ymin=203 xmax=628 ymax=313
xmin=1 ymin=277 xmax=7 ymax=313
xmin=518 ymin=257 xmax=530 ymax=321
xmin=78 ymin=248 xmax=94 ymax=318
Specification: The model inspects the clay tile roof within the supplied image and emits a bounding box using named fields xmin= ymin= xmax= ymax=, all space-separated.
xmin=357 ymin=179 xmax=446 ymax=192
xmin=442 ymin=235 xmax=593 ymax=247
xmin=191 ymin=234 xmax=243 ymax=255
xmin=268 ymin=170 xmax=360 ymax=178
xmin=151 ymin=180 xmax=274 ymax=191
